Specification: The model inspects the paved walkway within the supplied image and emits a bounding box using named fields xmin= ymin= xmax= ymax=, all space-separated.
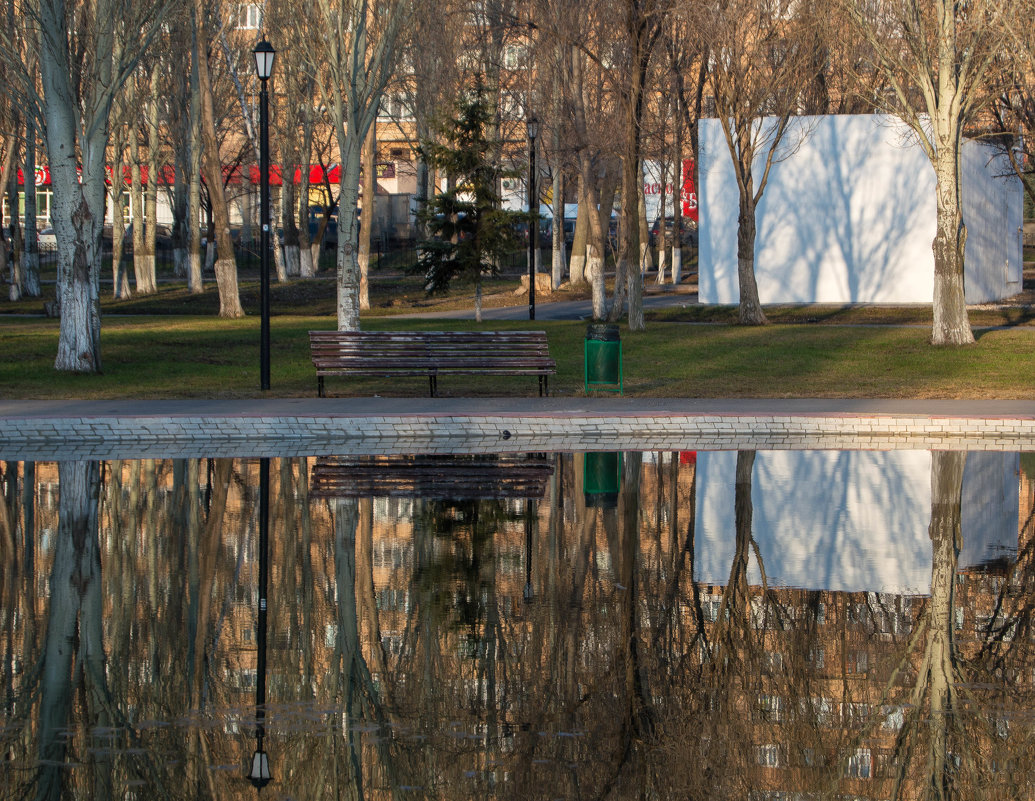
xmin=3 ymin=397 xmax=1034 ymax=460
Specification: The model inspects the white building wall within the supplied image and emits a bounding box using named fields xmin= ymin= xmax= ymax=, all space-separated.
xmin=699 ymin=114 xmax=1022 ymax=305
xmin=962 ymin=140 xmax=1024 ymax=303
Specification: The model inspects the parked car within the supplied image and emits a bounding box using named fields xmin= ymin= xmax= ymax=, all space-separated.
xmin=538 ymin=217 xmax=575 ymax=248
xmin=649 ymin=216 xmax=698 ymax=248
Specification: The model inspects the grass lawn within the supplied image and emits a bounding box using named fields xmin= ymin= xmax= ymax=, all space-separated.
xmin=3 ymin=311 xmax=1035 ymax=400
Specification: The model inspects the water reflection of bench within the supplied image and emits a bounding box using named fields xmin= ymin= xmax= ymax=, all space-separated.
xmin=310 ymin=455 xmax=554 ymax=500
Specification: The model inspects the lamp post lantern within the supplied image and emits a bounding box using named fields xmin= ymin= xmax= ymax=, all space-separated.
xmin=253 ymin=40 xmax=275 ymax=391
xmin=527 ymin=116 xmax=539 ymax=321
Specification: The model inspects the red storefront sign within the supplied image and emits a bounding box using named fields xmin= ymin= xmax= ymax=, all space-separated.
xmin=641 ymin=159 xmax=698 ymax=223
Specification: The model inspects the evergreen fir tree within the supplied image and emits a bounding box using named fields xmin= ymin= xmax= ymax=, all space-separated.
xmin=416 ymin=81 xmax=523 ymax=318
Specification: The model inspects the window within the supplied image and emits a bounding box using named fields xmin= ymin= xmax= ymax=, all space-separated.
xmin=757 ymin=694 xmax=784 ymax=722
xmin=755 ymin=744 xmax=783 ymax=768
xmin=500 ymin=91 xmax=526 ymax=120
xmin=377 ymin=93 xmax=414 ymax=121
xmin=237 ymin=3 xmax=261 ymax=30
xmin=845 ymin=748 xmax=871 ymax=779
xmin=502 ymin=43 xmax=527 ymax=70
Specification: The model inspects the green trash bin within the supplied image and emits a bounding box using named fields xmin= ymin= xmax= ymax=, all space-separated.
xmin=584 ymin=323 xmax=623 ymax=394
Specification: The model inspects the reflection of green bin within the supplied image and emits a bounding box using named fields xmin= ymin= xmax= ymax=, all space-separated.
xmin=584 ymin=323 xmax=623 ymax=394
xmin=584 ymin=451 xmax=621 ymax=508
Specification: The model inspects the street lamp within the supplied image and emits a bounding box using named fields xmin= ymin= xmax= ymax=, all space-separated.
xmin=253 ymin=39 xmax=275 ymax=391
xmin=527 ymin=116 xmax=539 ymax=321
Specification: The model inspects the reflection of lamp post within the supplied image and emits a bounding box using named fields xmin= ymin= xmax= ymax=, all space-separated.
xmin=527 ymin=116 xmax=539 ymax=321
xmin=247 ymin=458 xmax=272 ymax=790
xmin=523 ymin=500 xmax=534 ymax=602
xmin=253 ymin=39 xmax=275 ymax=391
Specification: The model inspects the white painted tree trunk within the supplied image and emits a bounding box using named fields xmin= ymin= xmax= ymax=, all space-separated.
xmin=281 ymin=178 xmax=300 ymax=279
xmin=188 ymin=13 xmax=203 ymax=294
xmin=569 ymin=193 xmax=588 ymax=286
xmin=21 ymin=90 xmax=41 ymax=297
xmin=931 ymin=124 xmax=974 ymax=345
xmin=358 ymin=126 xmax=375 ymax=310
xmin=143 ymin=75 xmax=160 ymax=290
xmin=42 ymin=70 xmax=106 ymax=371
xmin=672 ymin=246 xmax=682 ymax=285
xmin=336 ymin=140 xmax=364 ymax=331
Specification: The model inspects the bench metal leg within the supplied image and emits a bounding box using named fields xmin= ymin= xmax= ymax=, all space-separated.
xmin=539 ymin=375 xmax=547 ymax=397
xmin=318 ymin=376 xmax=325 ymax=398
xmin=429 ymin=375 xmax=437 ymax=397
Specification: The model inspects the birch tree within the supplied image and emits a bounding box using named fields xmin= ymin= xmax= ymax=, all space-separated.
xmin=610 ymin=0 xmax=664 ymax=330
xmin=697 ymin=0 xmax=818 ymax=326
xmin=988 ymin=0 xmax=1035 ymax=207
xmin=35 ymin=0 xmax=171 ymax=371
xmin=193 ymin=0 xmax=244 ymax=318
xmin=842 ymin=0 xmax=1006 ymax=346
xmin=304 ymin=0 xmax=412 ymax=331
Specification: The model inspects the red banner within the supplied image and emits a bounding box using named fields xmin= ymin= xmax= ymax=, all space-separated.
xmin=681 ymin=159 xmax=698 ymax=223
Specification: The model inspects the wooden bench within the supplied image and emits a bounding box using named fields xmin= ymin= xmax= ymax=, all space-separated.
xmin=309 ymin=329 xmax=557 ymax=397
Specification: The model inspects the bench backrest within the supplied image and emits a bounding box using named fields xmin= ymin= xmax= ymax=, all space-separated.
xmin=309 ymin=330 xmax=554 ymax=365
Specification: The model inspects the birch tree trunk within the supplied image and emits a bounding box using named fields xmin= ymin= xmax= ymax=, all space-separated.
xmin=40 ymin=0 xmax=107 ymax=371
xmin=282 ymin=173 xmax=300 ymax=279
xmin=143 ymin=68 xmax=160 ymax=290
xmin=298 ymin=116 xmax=316 ymax=278
xmin=358 ymin=125 xmax=375 ymax=310
xmin=110 ymin=151 xmax=131 ymax=299
xmin=551 ymin=49 xmax=565 ymax=290
xmin=569 ymin=175 xmax=588 ymax=285
xmin=931 ymin=120 xmax=973 ymax=345
xmin=130 ymin=112 xmax=155 ymax=293
xmin=736 ymin=184 xmax=766 ymax=324
xmin=671 ymin=77 xmax=684 ymax=285
xmin=194 ymin=0 xmax=243 ymax=318
xmin=308 ymin=0 xmax=410 ymax=331
xmin=188 ymin=8 xmax=203 ymax=294
xmin=6 ymin=144 xmax=22 ymax=302
xmin=842 ymin=0 xmax=998 ymax=345
xmin=21 ymin=118 xmax=41 ymax=297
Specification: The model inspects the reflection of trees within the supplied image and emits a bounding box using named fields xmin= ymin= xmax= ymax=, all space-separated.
xmin=5 ymin=450 xmax=1035 ymax=799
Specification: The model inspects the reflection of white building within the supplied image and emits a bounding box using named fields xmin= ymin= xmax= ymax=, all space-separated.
xmin=698 ymin=114 xmax=1023 ymax=304
xmin=694 ymin=451 xmax=1019 ymax=595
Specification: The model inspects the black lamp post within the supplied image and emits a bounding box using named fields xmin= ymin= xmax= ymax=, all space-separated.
xmin=253 ymin=40 xmax=275 ymax=391
xmin=527 ymin=116 xmax=539 ymax=321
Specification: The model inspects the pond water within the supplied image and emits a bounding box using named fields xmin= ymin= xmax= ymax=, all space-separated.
xmin=0 ymin=449 xmax=1032 ymax=800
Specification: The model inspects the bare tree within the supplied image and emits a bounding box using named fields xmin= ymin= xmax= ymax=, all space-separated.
xmin=303 ymin=0 xmax=412 ymax=331
xmin=842 ymin=0 xmax=1006 ymax=345
xmin=33 ymin=0 xmax=172 ymax=370
xmin=695 ymin=0 xmax=819 ymax=325
xmin=194 ymin=0 xmax=244 ymax=318
xmin=987 ymin=0 xmax=1035 ymax=208
xmin=609 ymin=0 xmax=665 ymax=330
